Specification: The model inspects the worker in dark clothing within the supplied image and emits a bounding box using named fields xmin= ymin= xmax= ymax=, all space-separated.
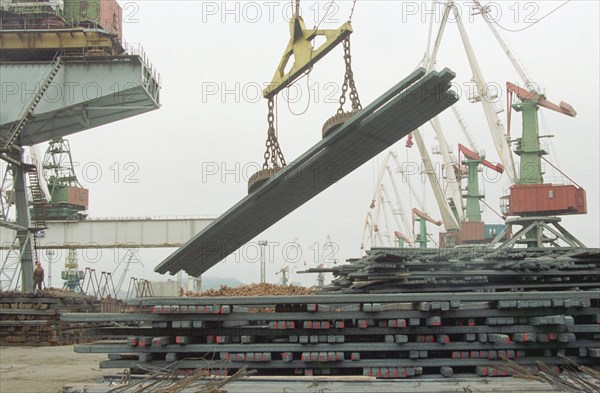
xmin=33 ymin=262 xmax=44 ymax=291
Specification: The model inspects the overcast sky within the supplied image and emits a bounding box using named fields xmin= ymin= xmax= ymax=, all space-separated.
xmin=38 ymin=0 xmax=599 ymax=287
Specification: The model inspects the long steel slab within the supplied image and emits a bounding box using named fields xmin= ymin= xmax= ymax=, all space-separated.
xmin=62 ymin=307 xmax=598 ymax=323
xmin=74 ymin=341 xmax=599 ymax=354
xmin=96 ymin=357 xmax=583 ymax=370
xmin=156 ymin=68 xmax=459 ymax=276
xmin=126 ymin=290 xmax=599 ymax=307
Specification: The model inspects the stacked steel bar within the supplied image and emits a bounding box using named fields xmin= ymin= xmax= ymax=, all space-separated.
xmin=309 ymin=247 xmax=600 ymax=294
xmin=65 ymin=288 xmax=600 ymax=378
xmin=0 ymin=289 xmax=99 ymax=345
xmin=155 ymin=68 xmax=459 ymax=278
xmin=62 ymin=66 xmax=599 ymax=378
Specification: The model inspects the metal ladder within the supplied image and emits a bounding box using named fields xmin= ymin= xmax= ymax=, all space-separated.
xmin=25 ymin=164 xmax=48 ymax=230
xmin=2 ymin=56 xmax=63 ymax=149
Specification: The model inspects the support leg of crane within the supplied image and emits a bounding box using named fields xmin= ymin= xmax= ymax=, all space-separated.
xmin=13 ymin=156 xmax=36 ymax=292
xmin=496 ymin=216 xmax=586 ymax=250
xmin=322 ymin=110 xmax=361 ymax=139
xmin=248 ymin=166 xmax=284 ymax=194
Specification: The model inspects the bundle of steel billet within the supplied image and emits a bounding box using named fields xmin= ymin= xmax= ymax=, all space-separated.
xmin=0 ymin=289 xmax=98 ymax=345
xmin=155 ymin=68 xmax=459 ymax=278
xmin=310 ymin=248 xmax=600 ymax=294
xmin=64 ymin=290 xmax=600 ymax=379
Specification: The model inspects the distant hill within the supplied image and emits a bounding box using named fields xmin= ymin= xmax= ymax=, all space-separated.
xmin=200 ymin=276 xmax=246 ymax=290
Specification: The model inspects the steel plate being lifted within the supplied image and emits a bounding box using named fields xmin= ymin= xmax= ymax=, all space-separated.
xmin=156 ymin=68 xmax=459 ymax=277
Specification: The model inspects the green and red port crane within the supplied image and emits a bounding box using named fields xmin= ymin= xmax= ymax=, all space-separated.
xmin=488 ymin=83 xmax=587 ymax=249
xmin=458 ymin=143 xmax=504 ymax=223
xmin=504 ymin=82 xmax=585 ymax=217
xmin=412 ymin=208 xmax=442 ymax=249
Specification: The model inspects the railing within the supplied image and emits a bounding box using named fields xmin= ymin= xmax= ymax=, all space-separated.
xmin=123 ymin=42 xmax=162 ymax=88
xmin=0 ymin=12 xmax=106 ymax=32
xmin=83 ymin=215 xmax=218 ymax=221
xmin=0 ymin=1 xmax=63 ymax=17
xmin=1 ymin=215 xmax=218 ymax=226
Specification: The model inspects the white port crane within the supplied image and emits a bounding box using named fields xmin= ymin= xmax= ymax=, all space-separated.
xmin=473 ymin=0 xmax=538 ymax=92
xmin=411 ymin=2 xmax=462 ymax=233
xmin=361 ymin=151 xmax=435 ymax=251
xmin=451 ymin=2 xmax=518 ymax=184
xmin=409 ymin=0 xmax=547 ymax=235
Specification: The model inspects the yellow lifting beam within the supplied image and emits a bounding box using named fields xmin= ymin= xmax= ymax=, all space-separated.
xmin=262 ymin=15 xmax=352 ymax=99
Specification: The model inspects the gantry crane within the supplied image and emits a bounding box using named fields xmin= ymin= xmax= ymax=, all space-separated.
xmin=490 ymin=83 xmax=586 ymax=249
xmin=472 ymin=0 xmax=537 ymax=92
xmin=0 ymin=55 xmax=64 ymax=291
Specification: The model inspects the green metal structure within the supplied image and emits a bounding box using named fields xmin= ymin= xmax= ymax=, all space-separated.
xmin=457 ymin=144 xmax=504 ymax=222
xmin=512 ymin=100 xmax=547 ymax=185
xmin=412 ymin=208 xmax=442 ymax=249
xmin=317 ymin=270 xmax=325 ymax=288
xmin=41 ymin=138 xmax=88 ymax=220
xmin=462 ymin=157 xmax=483 ymax=222
xmin=394 ymin=232 xmax=411 ymax=248
xmin=415 ymin=217 xmax=428 ymax=249
xmin=486 ymin=83 xmax=586 ymax=250
xmin=276 ymin=266 xmax=289 ymax=286
xmin=507 ymin=83 xmax=576 ymax=185
xmin=61 ymin=249 xmax=84 ymax=293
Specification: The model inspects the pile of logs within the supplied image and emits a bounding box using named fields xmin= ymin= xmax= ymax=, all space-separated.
xmin=186 ymin=283 xmax=313 ymax=298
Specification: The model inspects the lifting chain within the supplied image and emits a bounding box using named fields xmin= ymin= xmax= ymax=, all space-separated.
xmin=337 ymin=37 xmax=362 ymax=114
xmin=262 ymin=97 xmax=287 ymax=169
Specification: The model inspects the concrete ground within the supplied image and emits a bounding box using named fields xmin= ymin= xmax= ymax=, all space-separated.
xmin=0 ymin=345 xmax=105 ymax=393
xmin=1 ymin=345 xmax=562 ymax=393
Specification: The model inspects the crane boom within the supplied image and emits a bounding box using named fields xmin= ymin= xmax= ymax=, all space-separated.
xmin=385 ymin=164 xmax=414 ymax=243
xmin=474 ymin=0 xmax=536 ymax=91
xmin=427 ymin=0 xmax=452 ymax=69
xmin=413 ymin=129 xmax=460 ymax=231
xmin=394 ymin=231 xmax=412 ymax=244
xmin=451 ymin=106 xmax=478 ymax=152
xmin=453 ymin=4 xmax=517 ymax=184
xmin=409 ymin=0 xmax=463 ymax=231
xmin=429 ymin=117 xmax=465 ymax=222
xmin=458 ymin=144 xmax=504 ymax=174
xmin=412 ymin=208 xmax=443 ymax=226
xmin=390 ymin=153 xmax=424 ymax=210
xmin=507 ymin=82 xmax=577 ymax=117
